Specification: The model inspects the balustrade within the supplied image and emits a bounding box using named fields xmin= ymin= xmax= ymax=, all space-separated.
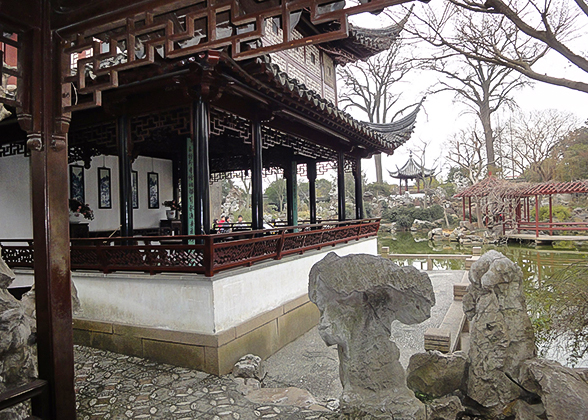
xmin=1 ymin=219 xmax=379 ymax=277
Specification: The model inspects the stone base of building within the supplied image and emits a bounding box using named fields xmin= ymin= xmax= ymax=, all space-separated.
xmin=73 ymin=294 xmax=319 ymax=375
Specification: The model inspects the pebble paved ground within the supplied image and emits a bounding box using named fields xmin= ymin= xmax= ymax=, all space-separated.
xmin=75 ymin=346 xmax=336 ymax=420
xmin=75 ymin=270 xmax=466 ymax=419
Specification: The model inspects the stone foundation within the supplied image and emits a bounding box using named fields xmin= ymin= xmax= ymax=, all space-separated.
xmin=73 ymin=294 xmax=319 ymax=375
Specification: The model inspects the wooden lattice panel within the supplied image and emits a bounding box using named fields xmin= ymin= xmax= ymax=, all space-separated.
xmin=62 ymin=0 xmax=413 ymax=112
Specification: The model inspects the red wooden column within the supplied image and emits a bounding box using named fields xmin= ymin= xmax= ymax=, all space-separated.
xmin=468 ymin=197 xmax=472 ymax=223
xmin=535 ymin=195 xmax=539 ymax=238
xmin=548 ymin=195 xmax=553 ymax=235
xmin=26 ymin=2 xmax=76 ymax=418
xmin=462 ymin=198 xmax=466 ymax=221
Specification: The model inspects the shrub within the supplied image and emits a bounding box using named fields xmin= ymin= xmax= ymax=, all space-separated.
xmin=530 ymin=205 xmax=572 ymax=222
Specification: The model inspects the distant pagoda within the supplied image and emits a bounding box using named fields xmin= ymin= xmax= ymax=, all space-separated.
xmin=388 ymin=151 xmax=435 ymax=194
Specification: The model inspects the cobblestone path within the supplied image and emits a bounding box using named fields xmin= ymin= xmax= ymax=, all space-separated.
xmin=75 ymin=346 xmax=336 ymax=420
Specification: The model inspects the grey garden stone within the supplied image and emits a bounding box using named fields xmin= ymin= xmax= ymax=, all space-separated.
xmin=406 ymin=350 xmax=467 ymax=398
xmin=232 ymin=353 xmax=264 ymax=380
xmin=309 ymin=252 xmax=435 ymax=419
xmin=503 ymin=400 xmax=544 ymax=420
xmin=425 ymin=395 xmax=464 ymax=420
xmin=519 ymin=358 xmax=588 ymax=420
xmin=0 ymin=247 xmax=14 ymax=289
xmin=0 ymin=253 xmax=36 ymax=420
xmin=464 ymin=250 xmax=536 ymax=417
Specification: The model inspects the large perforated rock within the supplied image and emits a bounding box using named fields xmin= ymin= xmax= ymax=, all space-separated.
xmin=0 ymin=251 xmax=36 ymax=420
xmin=309 ymin=252 xmax=435 ymax=419
xmin=463 ymin=250 xmax=536 ymax=416
xmin=406 ymin=351 xmax=467 ymax=398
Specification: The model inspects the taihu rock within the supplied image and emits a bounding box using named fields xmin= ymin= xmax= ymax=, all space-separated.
xmin=309 ymin=252 xmax=435 ymax=419
xmin=519 ymin=358 xmax=588 ymax=420
xmin=406 ymin=350 xmax=467 ymax=398
xmin=0 ymin=251 xmax=37 ymax=420
xmin=463 ymin=250 xmax=536 ymax=416
xmin=425 ymin=395 xmax=464 ymax=420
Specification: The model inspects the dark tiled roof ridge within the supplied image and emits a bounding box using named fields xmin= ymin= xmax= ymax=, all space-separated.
xmin=229 ymin=53 xmax=410 ymax=153
xmin=389 ymin=152 xmax=434 ymax=178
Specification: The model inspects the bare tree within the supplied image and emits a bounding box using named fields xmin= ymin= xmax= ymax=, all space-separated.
xmin=402 ymin=6 xmax=530 ymax=174
xmin=445 ymin=125 xmax=487 ymax=186
xmin=338 ymin=41 xmax=419 ymax=183
xmin=504 ymin=109 xmax=580 ymax=182
xmin=410 ymin=0 xmax=588 ymax=94
xmin=428 ymin=58 xmax=528 ymax=173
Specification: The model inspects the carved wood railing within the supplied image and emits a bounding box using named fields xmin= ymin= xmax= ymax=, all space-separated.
xmin=1 ymin=219 xmax=379 ymax=277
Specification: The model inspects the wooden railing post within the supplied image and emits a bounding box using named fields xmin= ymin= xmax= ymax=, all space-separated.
xmin=276 ymin=230 xmax=286 ymax=260
xmin=204 ymin=236 xmax=214 ymax=277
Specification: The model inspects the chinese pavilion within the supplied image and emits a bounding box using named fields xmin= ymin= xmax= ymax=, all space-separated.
xmin=0 ymin=1 xmax=422 ymax=418
xmin=388 ymin=150 xmax=434 ymax=193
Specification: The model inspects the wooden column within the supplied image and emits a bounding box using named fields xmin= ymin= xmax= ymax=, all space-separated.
xmin=535 ymin=195 xmax=539 ymax=238
xmin=462 ymin=198 xmax=466 ymax=221
xmin=308 ymin=161 xmax=317 ymax=225
xmin=117 ymin=115 xmax=133 ymax=239
xmin=25 ymin=3 xmax=76 ymax=417
xmin=354 ymin=157 xmax=363 ymax=220
xmin=251 ymin=115 xmax=264 ymax=230
xmin=548 ymin=195 xmax=553 ymax=235
xmin=193 ymin=96 xmax=210 ymax=234
xmin=337 ymin=151 xmax=345 ymax=221
xmin=286 ymin=161 xmax=298 ymax=227
xmin=468 ymin=197 xmax=472 ymax=223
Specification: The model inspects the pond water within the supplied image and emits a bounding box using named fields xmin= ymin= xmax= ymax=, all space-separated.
xmin=379 ymin=231 xmax=588 ymax=367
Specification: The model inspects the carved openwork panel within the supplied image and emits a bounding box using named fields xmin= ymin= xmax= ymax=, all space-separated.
xmin=0 ymin=245 xmax=33 ymax=267
xmin=211 ymin=108 xmax=251 ymax=140
xmin=132 ymin=107 xmax=191 ymax=144
xmin=62 ymin=0 xmax=413 ymax=111
xmin=282 ymin=234 xmax=305 ymax=251
xmin=151 ymin=247 xmax=205 ymax=268
xmin=0 ymin=142 xmax=28 ymax=158
xmin=214 ymin=241 xmax=255 ymax=265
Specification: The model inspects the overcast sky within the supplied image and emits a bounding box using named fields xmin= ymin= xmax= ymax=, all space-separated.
xmin=345 ymin=3 xmax=588 ymax=184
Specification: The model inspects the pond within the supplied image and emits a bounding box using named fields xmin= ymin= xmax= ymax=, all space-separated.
xmin=379 ymin=231 xmax=588 ymax=367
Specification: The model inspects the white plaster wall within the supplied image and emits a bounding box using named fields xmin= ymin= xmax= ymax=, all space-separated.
xmin=211 ymin=238 xmax=377 ymax=332
xmin=0 ymin=154 xmax=32 ymax=238
xmin=73 ymin=271 xmax=216 ymax=333
xmin=70 ymin=155 xmax=173 ymax=232
xmin=68 ymin=237 xmax=377 ymax=334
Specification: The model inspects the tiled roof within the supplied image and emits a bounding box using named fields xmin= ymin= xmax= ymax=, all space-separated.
xmin=319 ymin=8 xmax=412 ymax=65
xmin=363 ymin=98 xmax=424 ymax=149
xmin=222 ymin=54 xmax=420 ymax=155
xmin=388 ymin=150 xmax=434 ymax=179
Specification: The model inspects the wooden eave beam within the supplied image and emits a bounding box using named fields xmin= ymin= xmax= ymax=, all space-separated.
xmin=51 ymin=0 xmax=199 ymax=33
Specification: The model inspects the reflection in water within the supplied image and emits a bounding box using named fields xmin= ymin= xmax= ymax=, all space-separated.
xmin=378 ymin=231 xmax=588 ymax=367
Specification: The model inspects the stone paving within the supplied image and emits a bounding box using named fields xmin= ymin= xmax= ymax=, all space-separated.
xmin=74 ymin=271 xmax=466 ymax=419
xmin=75 ymin=346 xmax=336 ymax=420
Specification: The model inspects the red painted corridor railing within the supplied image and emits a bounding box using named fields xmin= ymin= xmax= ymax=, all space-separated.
xmin=1 ymin=219 xmax=379 ymax=277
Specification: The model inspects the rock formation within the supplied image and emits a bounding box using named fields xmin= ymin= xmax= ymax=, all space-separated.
xmin=406 ymin=351 xmax=467 ymax=398
xmin=519 ymin=358 xmax=588 ymax=420
xmin=463 ymin=250 xmax=536 ymax=416
xmin=0 ymin=249 xmax=37 ymax=420
xmin=309 ymin=252 xmax=435 ymax=419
